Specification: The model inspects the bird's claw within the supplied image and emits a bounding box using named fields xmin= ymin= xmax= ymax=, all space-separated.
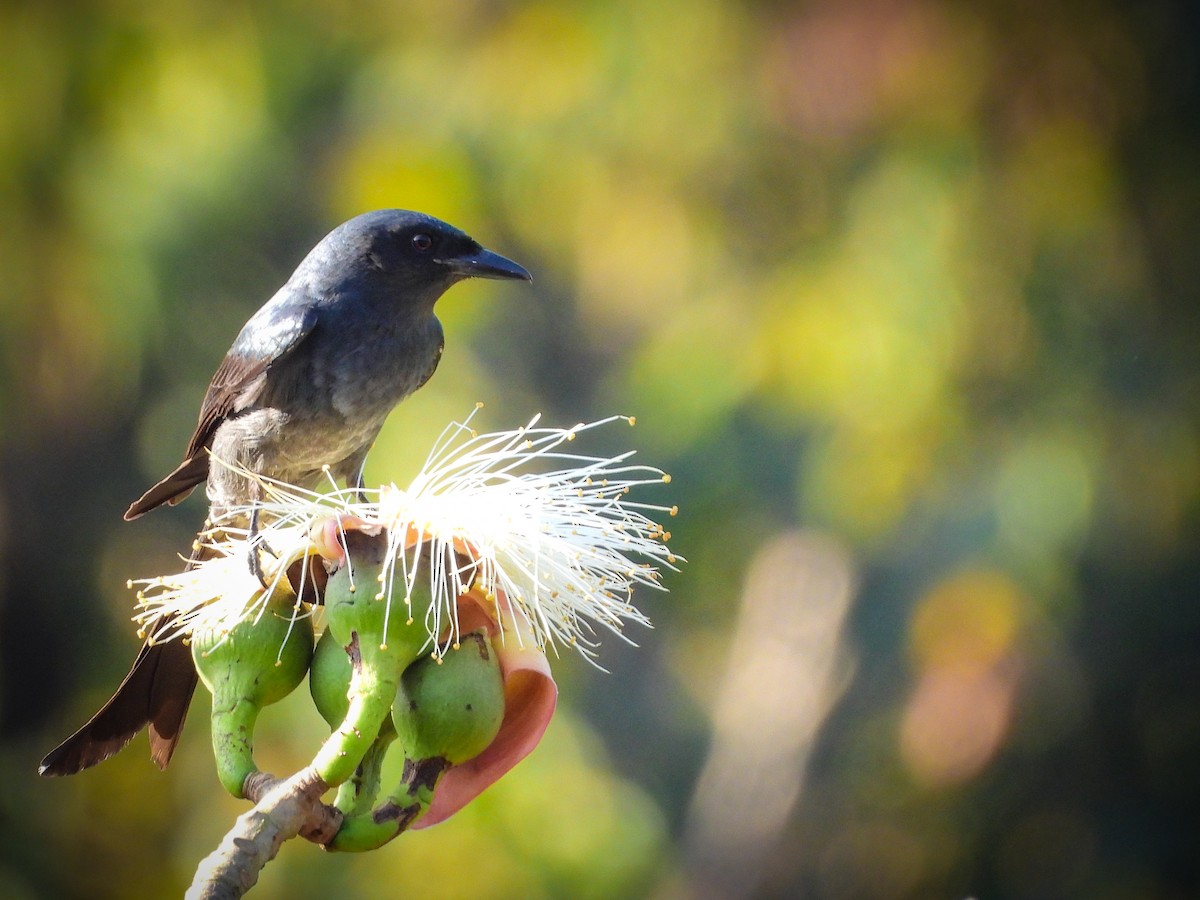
xmin=246 ymin=503 xmax=279 ymax=588
xmin=246 ymin=539 xmax=279 ymax=587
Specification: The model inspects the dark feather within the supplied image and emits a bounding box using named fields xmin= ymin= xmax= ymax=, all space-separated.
xmin=124 ymin=454 xmax=209 ymax=520
xmin=186 ymin=305 xmax=319 ymax=465
xmin=38 ymin=537 xmax=224 ymax=775
xmin=38 ymin=638 xmax=197 ymax=775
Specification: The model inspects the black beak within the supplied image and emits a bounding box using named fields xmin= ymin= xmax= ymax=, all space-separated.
xmin=445 ymin=247 xmax=532 ymax=282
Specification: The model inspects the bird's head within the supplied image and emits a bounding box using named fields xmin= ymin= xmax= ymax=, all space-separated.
xmin=313 ymin=210 xmax=531 ymax=299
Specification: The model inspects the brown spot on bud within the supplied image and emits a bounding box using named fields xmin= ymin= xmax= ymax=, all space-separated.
xmin=401 ymin=756 xmax=450 ymax=794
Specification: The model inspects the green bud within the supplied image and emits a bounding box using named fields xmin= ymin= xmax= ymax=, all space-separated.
xmin=309 ymin=628 xmax=352 ymax=729
xmin=394 ymin=630 xmax=505 ymax=766
xmin=191 ymin=588 xmax=314 ymax=797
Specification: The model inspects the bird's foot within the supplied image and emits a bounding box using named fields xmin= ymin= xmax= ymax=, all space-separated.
xmin=246 ymin=504 xmax=280 ymax=588
xmin=246 ymin=538 xmax=280 ymax=587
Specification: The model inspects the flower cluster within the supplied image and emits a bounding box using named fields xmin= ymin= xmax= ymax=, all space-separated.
xmin=132 ymin=410 xmax=680 ymax=662
xmin=121 ymin=409 xmax=682 ymax=853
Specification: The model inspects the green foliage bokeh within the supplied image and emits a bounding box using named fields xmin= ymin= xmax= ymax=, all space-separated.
xmin=1 ymin=1 xmax=1197 ymax=897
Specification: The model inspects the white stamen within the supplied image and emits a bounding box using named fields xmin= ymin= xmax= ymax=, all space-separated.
xmin=131 ymin=412 xmax=682 ymax=664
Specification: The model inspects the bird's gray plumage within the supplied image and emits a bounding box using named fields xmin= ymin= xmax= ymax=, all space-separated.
xmin=125 ymin=209 xmax=529 ymax=519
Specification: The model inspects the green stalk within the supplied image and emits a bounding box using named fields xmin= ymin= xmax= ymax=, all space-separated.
xmin=191 ymin=588 xmax=314 ymax=798
xmin=333 ymin=728 xmax=396 ymax=817
xmin=310 ymin=531 xmax=437 ymax=789
xmin=311 ymin=627 xmax=396 ymax=814
xmin=326 ymin=757 xmax=450 ymax=852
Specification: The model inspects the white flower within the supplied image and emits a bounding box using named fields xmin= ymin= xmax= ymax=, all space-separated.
xmin=132 ymin=410 xmax=681 ymax=662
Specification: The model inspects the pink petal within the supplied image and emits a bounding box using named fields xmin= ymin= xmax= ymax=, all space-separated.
xmin=414 ymin=591 xmax=557 ymax=828
xmin=308 ymin=514 xmax=375 ymax=563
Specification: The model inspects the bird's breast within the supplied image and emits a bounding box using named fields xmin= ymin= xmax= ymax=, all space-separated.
xmin=216 ymin=308 xmax=445 ymax=497
xmin=324 ymin=313 xmax=444 ymax=422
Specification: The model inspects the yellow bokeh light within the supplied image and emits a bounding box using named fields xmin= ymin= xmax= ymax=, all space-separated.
xmin=328 ymin=135 xmax=479 ymax=232
xmin=909 ymin=569 xmax=1024 ymax=672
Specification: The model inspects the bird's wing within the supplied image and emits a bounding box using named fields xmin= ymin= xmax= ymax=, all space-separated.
xmin=124 ymin=303 xmax=319 ymax=520
xmin=182 ymin=304 xmax=319 ymax=460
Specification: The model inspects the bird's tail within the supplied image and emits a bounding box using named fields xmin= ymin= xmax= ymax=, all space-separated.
xmin=37 ymin=541 xmax=210 ymax=776
xmin=37 ymin=632 xmax=197 ymax=775
xmin=124 ymin=454 xmax=209 ymax=521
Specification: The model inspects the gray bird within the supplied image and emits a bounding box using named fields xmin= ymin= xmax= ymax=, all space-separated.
xmin=39 ymin=209 xmax=531 ymax=776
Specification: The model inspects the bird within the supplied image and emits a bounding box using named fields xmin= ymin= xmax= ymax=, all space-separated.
xmin=38 ymin=209 xmax=531 ymax=776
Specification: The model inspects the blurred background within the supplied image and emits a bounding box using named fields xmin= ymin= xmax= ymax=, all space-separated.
xmin=1 ymin=1 xmax=1197 ymax=897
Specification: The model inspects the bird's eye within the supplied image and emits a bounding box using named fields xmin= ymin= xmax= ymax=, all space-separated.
xmin=411 ymin=233 xmax=433 ymax=253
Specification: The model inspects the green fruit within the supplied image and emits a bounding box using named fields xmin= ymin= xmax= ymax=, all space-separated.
xmin=191 ymin=588 xmax=314 ymax=797
xmin=393 ymin=630 xmax=505 ymax=766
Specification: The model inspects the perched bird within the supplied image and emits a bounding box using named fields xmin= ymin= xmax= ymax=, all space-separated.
xmin=39 ymin=209 xmax=531 ymax=776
